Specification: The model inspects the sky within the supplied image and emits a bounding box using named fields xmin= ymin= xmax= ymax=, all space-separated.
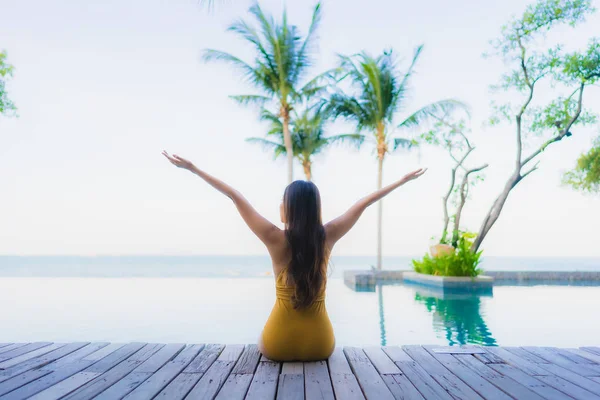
xmin=0 ymin=0 xmax=599 ymax=257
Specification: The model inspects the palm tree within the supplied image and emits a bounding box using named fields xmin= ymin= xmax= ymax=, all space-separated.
xmin=247 ymin=106 xmax=363 ymax=180
xmin=328 ymin=48 xmax=464 ymax=269
xmin=202 ymin=3 xmax=325 ymax=184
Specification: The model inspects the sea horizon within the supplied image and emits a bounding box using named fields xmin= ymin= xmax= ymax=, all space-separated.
xmin=1 ymin=254 xmax=599 ymax=278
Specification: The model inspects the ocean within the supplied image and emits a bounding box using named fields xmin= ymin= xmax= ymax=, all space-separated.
xmin=1 ymin=255 xmax=599 ymax=277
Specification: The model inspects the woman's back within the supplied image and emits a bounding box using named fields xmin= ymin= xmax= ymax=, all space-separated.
xmin=260 ymin=266 xmax=334 ymax=361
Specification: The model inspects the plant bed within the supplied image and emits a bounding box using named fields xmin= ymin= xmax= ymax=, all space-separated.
xmin=403 ymin=271 xmax=494 ymax=290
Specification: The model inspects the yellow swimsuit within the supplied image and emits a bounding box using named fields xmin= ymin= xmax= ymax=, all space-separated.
xmin=261 ymin=268 xmax=335 ymax=361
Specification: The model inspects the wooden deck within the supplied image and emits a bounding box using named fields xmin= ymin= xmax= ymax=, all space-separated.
xmin=1 ymin=343 xmax=600 ymax=399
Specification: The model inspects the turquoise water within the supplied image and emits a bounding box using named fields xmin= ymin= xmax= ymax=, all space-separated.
xmin=0 ymin=256 xmax=599 ymax=347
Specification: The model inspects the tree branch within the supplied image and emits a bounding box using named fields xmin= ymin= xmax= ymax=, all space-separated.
xmin=521 ymin=83 xmax=585 ymax=167
xmin=520 ymin=161 xmax=540 ymax=180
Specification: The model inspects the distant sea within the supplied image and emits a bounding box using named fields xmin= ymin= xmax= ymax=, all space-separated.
xmin=1 ymin=255 xmax=599 ymax=278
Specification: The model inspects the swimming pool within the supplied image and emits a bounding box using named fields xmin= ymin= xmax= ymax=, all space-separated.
xmin=1 ymin=277 xmax=598 ymax=347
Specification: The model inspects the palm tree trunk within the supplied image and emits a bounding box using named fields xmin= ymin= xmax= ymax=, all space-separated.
xmin=302 ymin=160 xmax=312 ymax=181
xmin=281 ymin=109 xmax=294 ymax=184
xmin=376 ymin=153 xmax=384 ymax=270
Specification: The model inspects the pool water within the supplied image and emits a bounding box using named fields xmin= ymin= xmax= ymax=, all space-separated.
xmin=1 ymin=277 xmax=598 ymax=347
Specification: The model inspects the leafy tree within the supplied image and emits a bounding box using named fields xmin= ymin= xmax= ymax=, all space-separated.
xmin=247 ymin=106 xmax=363 ymax=180
xmin=203 ymin=3 xmax=326 ymax=183
xmin=563 ymin=136 xmax=600 ymax=193
xmin=0 ymin=50 xmax=17 ymax=117
xmin=419 ymin=110 xmax=488 ymax=247
xmin=327 ymin=49 xmax=464 ymax=269
xmin=472 ymin=0 xmax=600 ymax=252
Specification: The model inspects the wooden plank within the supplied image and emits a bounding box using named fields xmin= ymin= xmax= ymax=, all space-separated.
xmin=184 ymin=344 xmax=244 ymax=400
xmin=38 ymin=342 xmax=106 ymax=371
xmin=344 ymin=347 xmax=394 ymax=400
xmin=134 ymin=343 xmax=184 ymax=373
xmin=0 ymin=344 xmax=28 ymax=356
xmin=488 ymin=363 xmax=574 ymax=400
xmin=535 ymin=374 xmax=600 ymax=400
xmin=27 ymin=371 xmax=100 ymax=400
xmin=304 ymin=361 xmax=334 ymax=400
xmin=380 ymin=375 xmax=425 ymax=400
xmin=214 ymin=374 xmax=254 ymax=400
xmin=534 ymin=362 xmax=600 ymax=394
xmin=230 ymin=344 xmax=261 ymax=375
xmin=154 ymin=344 xmax=224 ymax=400
xmin=123 ymin=344 xmax=203 ymax=400
xmin=61 ymin=343 xmax=159 ymax=400
xmin=276 ymin=374 xmax=304 ymax=400
xmin=566 ymin=348 xmax=600 ymax=364
xmin=0 ymin=343 xmax=96 ymax=393
xmin=0 ymin=368 xmax=53 ymax=397
xmin=421 ymin=346 xmax=512 ymax=400
xmin=486 ymin=347 xmax=550 ymax=376
xmin=473 ymin=350 xmax=505 ymax=365
xmin=326 ymin=348 xmax=364 ymax=400
xmin=490 ymin=346 xmax=600 ymax=396
xmin=382 ymin=346 xmax=415 ymax=364
xmin=364 ymin=347 xmax=423 ymax=399
xmin=403 ymin=345 xmax=485 ymax=400
xmin=4 ymin=343 xmax=127 ymax=400
xmin=90 ymin=343 xmax=184 ymax=400
xmin=550 ymin=347 xmax=598 ymax=364
xmin=382 ymin=346 xmax=452 ymax=400
xmin=0 ymin=343 xmax=53 ymax=363
xmin=81 ymin=343 xmax=125 ymax=362
xmin=1 ymin=359 xmax=94 ymax=399
xmin=522 ymin=346 xmax=600 ymax=376
xmin=81 ymin=342 xmax=149 ymax=373
xmin=182 ymin=344 xmax=224 ymax=373
xmin=282 ymin=362 xmax=304 ymax=375
xmin=504 ymin=347 xmax=550 ymax=364
xmin=11 ymin=343 xmax=122 ymax=399
xmin=363 ymin=347 xmax=402 ymax=375
xmin=455 ymin=353 xmax=546 ymax=400
xmin=0 ymin=343 xmax=66 ymax=370
xmin=582 ymin=347 xmax=600 ymax=356
xmin=0 ymin=344 xmax=13 ymax=350
xmin=215 ymin=345 xmax=262 ymax=400
xmin=430 ymin=346 xmax=486 ymax=354
xmin=245 ymin=359 xmax=281 ymax=400
xmin=592 ymin=377 xmax=600 ymax=383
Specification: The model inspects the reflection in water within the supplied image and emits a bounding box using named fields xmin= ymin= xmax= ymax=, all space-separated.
xmin=347 ymin=280 xmax=497 ymax=346
xmin=377 ymin=284 xmax=386 ymax=346
xmin=413 ymin=287 xmax=497 ymax=346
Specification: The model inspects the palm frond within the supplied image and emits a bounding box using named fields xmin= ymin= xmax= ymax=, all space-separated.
xmin=246 ymin=137 xmax=287 ymax=159
xmin=326 ymin=133 xmax=366 ymax=149
xmin=230 ymin=95 xmax=271 ymax=108
xmin=294 ymin=3 xmax=322 ymax=82
xmin=202 ymin=49 xmax=257 ymax=82
xmin=397 ymin=99 xmax=470 ymax=129
xmin=326 ymin=92 xmax=370 ymax=129
xmin=392 ymin=137 xmax=418 ymax=151
xmin=395 ymin=45 xmax=424 ymax=103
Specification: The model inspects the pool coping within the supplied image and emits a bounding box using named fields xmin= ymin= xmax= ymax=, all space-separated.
xmin=343 ymin=269 xmax=600 ymax=290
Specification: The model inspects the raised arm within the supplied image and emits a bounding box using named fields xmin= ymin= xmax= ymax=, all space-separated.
xmin=162 ymin=151 xmax=282 ymax=246
xmin=324 ymin=168 xmax=427 ymax=247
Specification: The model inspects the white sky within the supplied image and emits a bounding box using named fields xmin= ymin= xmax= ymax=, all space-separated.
xmin=0 ymin=0 xmax=599 ymax=257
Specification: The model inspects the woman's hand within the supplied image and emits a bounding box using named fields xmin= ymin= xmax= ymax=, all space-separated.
xmin=401 ymin=168 xmax=427 ymax=183
xmin=162 ymin=151 xmax=195 ymax=171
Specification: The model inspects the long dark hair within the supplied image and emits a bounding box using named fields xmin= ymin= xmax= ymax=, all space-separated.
xmin=283 ymin=180 xmax=327 ymax=309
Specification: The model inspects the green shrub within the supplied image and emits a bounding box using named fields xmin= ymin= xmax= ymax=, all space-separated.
xmin=412 ymin=232 xmax=483 ymax=277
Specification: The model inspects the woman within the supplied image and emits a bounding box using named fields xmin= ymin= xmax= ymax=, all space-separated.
xmin=162 ymin=151 xmax=426 ymax=361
